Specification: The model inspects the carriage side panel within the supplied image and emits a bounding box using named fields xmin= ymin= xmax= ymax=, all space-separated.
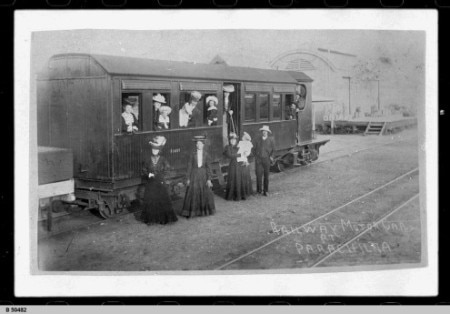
xmin=298 ymin=82 xmax=313 ymax=142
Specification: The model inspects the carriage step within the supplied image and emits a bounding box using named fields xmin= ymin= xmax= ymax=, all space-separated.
xmin=364 ymin=121 xmax=387 ymax=136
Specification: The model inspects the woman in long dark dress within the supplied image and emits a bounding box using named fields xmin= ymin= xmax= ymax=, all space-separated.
xmin=140 ymin=136 xmax=178 ymax=225
xmin=224 ymin=132 xmax=250 ymax=201
xmin=180 ymin=135 xmax=216 ymax=218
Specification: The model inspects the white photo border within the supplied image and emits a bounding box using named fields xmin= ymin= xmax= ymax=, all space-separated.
xmin=15 ymin=9 xmax=438 ymax=297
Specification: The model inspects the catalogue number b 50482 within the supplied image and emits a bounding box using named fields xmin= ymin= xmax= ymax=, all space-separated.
xmin=5 ymin=308 xmax=27 ymax=312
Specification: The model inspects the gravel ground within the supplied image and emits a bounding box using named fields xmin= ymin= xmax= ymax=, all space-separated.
xmin=37 ymin=128 xmax=420 ymax=271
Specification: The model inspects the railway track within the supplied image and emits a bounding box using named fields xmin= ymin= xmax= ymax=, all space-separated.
xmin=39 ymin=138 xmax=418 ymax=244
xmin=214 ymin=167 xmax=419 ymax=270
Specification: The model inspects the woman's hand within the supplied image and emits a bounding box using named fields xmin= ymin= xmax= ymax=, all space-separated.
xmin=127 ymin=125 xmax=133 ymax=132
xmin=206 ymin=180 xmax=213 ymax=189
xmin=186 ymin=179 xmax=190 ymax=186
xmin=148 ymin=173 xmax=155 ymax=178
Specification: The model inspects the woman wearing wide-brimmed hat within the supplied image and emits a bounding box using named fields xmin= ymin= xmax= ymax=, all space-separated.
xmin=180 ymin=135 xmax=216 ymax=218
xmin=223 ymin=132 xmax=250 ymax=201
xmin=152 ymin=93 xmax=166 ymax=130
xmin=140 ymin=136 xmax=178 ymax=225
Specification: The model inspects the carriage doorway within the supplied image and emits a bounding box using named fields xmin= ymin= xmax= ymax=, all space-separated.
xmin=222 ymin=82 xmax=240 ymax=146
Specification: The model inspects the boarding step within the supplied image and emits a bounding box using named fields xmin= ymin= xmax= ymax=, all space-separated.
xmin=364 ymin=121 xmax=387 ymax=136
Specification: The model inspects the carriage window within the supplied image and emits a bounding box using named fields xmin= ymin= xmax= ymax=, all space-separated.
xmin=244 ymin=94 xmax=256 ymax=122
xmin=121 ymin=93 xmax=141 ymax=133
xmin=204 ymin=93 xmax=219 ymax=126
xmin=272 ymin=94 xmax=281 ymax=120
xmin=152 ymin=92 xmax=171 ymax=131
xmin=284 ymin=94 xmax=296 ymax=120
xmin=179 ymin=91 xmax=205 ymax=128
xmin=259 ymin=94 xmax=269 ymax=121
xmin=296 ymin=84 xmax=307 ymax=111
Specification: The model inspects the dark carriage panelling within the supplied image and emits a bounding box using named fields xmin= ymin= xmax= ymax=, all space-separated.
xmin=242 ymin=120 xmax=297 ymax=152
xmin=113 ymin=127 xmax=223 ymax=180
xmin=37 ymin=80 xmax=51 ymax=146
xmin=47 ymin=55 xmax=106 ymax=79
xmin=39 ymin=77 xmax=111 ymax=181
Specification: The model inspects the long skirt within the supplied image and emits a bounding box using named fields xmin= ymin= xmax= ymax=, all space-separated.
xmin=180 ymin=167 xmax=216 ymax=218
xmin=140 ymin=179 xmax=178 ymax=225
xmin=241 ymin=164 xmax=254 ymax=197
xmin=226 ymin=161 xmax=252 ymax=201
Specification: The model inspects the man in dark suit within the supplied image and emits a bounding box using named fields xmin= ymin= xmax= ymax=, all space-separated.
xmin=253 ymin=125 xmax=275 ymax=196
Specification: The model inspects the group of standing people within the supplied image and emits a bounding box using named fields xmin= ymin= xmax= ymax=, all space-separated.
xmin=138 ymin=87 xmax=276 ymax=226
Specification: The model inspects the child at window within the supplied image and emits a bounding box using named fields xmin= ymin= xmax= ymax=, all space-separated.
xmin=206 ymin=95 xmax=219 ymax=126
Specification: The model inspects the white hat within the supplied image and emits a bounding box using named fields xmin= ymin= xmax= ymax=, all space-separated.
xmin=152 ymin=93 xmax=166 ymax=104
xmin=223 ymin=85 xmax=235 ymax=93
xmin=190 ymin=91 xmax=202 ymax=102
xmin=149 ymin=136 xmax=167 ymax=149
xmin=229 ymin=132 xmax=238 ymax=140
xmin=259 ymin=125 xmax=272 ymax=133
xmin=159 ymin=106 xmax=172 ymax=115
xmin=242 ymin=132 xmax=252 ymax=141
xmin=206 ymin=95 xmax=219 ymax=106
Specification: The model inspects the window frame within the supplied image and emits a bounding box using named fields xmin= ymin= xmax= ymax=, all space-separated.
xmin=150 ymin=91 xmax=172 ymax=132
xmin=121 ymin=92 xmax=143 ymax=133
xmin=271 ymin=93 xmax=282 ymax=121
xmin=244 ymin=93 xmax=257 ymax=122
xmin=258 ymin=93 xmax=270 ymax=122
xmin=177 ymin=91 xmax=220 ymax=129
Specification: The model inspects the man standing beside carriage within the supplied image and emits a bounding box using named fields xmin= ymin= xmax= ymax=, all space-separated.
xmin=252 ymin=125 xmax=275 ymax=197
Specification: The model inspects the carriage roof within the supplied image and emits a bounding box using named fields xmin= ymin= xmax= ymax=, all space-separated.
xmin=49 ymin=53 xmax=312 ymax=84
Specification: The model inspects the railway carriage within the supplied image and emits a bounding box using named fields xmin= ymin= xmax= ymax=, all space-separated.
xmin=37 ymin=53 xmax=328 ymax=218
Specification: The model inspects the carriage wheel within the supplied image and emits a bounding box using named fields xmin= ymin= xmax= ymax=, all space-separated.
xmin=98 ymin=202 xmax=113 ymax=219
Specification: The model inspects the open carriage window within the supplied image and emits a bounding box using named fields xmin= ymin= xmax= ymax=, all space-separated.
xmin=296 ymin=84 xmax=307 ymax=111
xmin=121 ymin=93 xmax=141 ymax=133
xmin=258 ymin=94 xmax=269 ymax=121
xmin=204 ymin=94 xmax=220 ymax=126
xmin=179 ymin=91 xmax=205 ymax=128
xmin=272 ymin=94 xmax=282 ymax=120
xmin=284 ymin=94 xmax=296 ymax=120
xmin=244 ymin=94 xmax=256 ymax=122
xmin=152 ymin=92 xmax=172 ymax=131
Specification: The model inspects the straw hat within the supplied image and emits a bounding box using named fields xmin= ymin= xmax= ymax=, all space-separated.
xmin=242 ymin=132 xmax=252 ymax=141
xmin=159 ymin=106 xmax=172 ymax=115
xmin=259 ymin=125 xmax=272 ymax=133
xmin=223 ymin=85 xmax=235 ymax=93
xmin=152 ymin=94 xmax=166 ymax=104
xmin=192 ymin=135 xmax=207 ymax=142
xmin=190 ymin=91 xmax=202 ymax=102
xmin=206 ymin=95 xmax=219 ymax=106
xmin=149 ymin=136 xmax=167 ymax=150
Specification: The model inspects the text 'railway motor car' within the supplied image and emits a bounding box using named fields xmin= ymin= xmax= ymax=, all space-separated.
xmin=37 ymin=53 xmax=329 ymax=218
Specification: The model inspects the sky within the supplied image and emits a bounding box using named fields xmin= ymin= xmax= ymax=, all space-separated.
xmin=31 ymin=29 xmax=425 ymax=112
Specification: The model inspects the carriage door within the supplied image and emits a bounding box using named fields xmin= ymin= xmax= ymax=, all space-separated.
xmin=222 ymin=82 xmax=240 ymax=144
